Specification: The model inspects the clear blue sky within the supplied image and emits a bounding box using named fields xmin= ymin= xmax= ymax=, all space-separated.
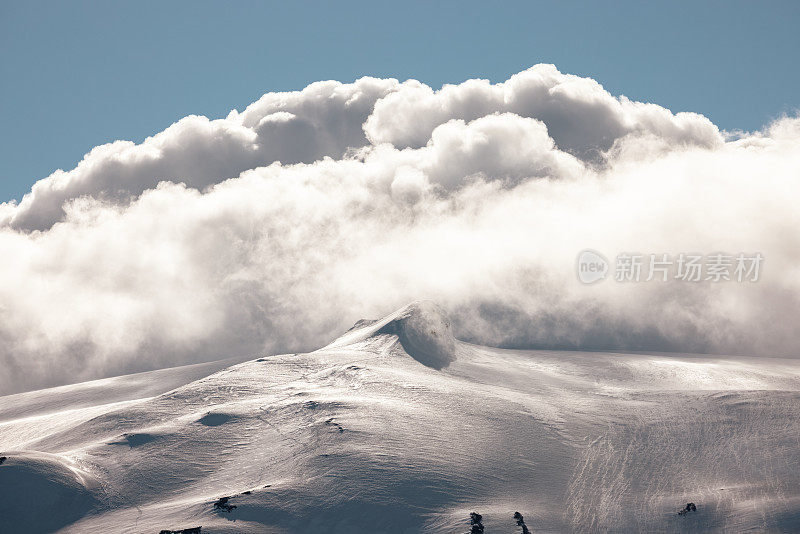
xmin=1 ymin=1 xmax=798 ymax=202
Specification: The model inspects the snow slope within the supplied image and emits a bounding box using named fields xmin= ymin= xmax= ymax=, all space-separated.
xmin=1 ymin=301 xmax=799 ymax=533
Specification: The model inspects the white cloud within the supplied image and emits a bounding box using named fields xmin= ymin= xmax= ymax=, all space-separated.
xmin=2 ymin=77 xmax=401 ymax=231
xmin=364 ymin=64 xmax=722 ymax=159
xmin=0 ymin=65 xmax=797 ymax=393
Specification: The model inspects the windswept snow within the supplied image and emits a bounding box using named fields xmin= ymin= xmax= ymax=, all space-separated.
xmin=326 ymin=300 xmax=456 ymax=369
xmin=0 ymin=451 xmax=102 ymax=533
xmin=0 ymin=303 xmax=799 ymax=533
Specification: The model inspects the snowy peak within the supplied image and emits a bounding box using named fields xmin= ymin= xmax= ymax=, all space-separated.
xmin=324 ymin=300 xmax=457 ymax=369
xmin=378 ymin=301 xmax=457 ymax=369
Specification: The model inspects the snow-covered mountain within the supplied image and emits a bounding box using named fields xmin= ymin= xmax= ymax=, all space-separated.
xmin=1 ymin=301 xmax=799 ymax=533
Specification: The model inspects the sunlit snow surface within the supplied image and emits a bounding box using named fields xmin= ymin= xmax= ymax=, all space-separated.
xmin=1 ymin=302 xmax=799 ymax=533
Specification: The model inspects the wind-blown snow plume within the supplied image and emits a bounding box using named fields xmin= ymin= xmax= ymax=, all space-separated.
xmin=1 ymin=64 xmax=798 ymax=393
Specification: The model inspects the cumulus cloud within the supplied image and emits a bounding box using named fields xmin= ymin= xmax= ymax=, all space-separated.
xmin=0 ymin=65 xmax=797 ymax=394
xmin=2 ymin=77 xmax=401 ymax=231
xmin=364 ymin=64 xmax=722 ymax=158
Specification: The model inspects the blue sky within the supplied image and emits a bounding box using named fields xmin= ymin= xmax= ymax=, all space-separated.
xmin=1 ymin=1 xmax=798 ymax=202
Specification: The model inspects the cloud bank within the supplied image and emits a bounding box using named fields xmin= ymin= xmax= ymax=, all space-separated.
xmin=1 ymin=64 xmax=798 ymax=393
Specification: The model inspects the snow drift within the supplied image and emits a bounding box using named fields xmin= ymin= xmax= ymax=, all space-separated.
xmin=327 ymin=300 xmax=456 ymax=369
xmin=0 ymin=451 xmax=103 ymax=533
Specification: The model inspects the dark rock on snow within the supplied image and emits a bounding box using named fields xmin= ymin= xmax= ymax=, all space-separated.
xmin=213 ymin=496 xmax=236 ymax=512
xmin=514 ymin=511 xmax=532 ymax=534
